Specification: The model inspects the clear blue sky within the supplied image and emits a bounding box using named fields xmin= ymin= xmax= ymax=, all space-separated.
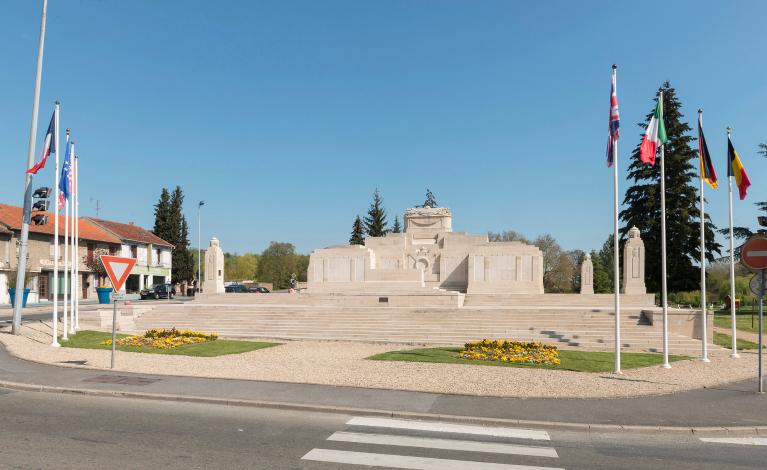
xmin=1 ymin=0 xmax=765 ymax=255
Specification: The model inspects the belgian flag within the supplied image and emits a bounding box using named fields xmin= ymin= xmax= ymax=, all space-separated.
xmin=728 ymin=135 xmax=751 ymax=200
xmin=697 ymin=113 xmax=717 ymax=189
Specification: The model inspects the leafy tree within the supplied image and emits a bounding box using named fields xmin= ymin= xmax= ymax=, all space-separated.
xmin=364 ymin=189 xmax=388 ymax=237
xmin=591 ymin=234 xmax=616 ymax=293
xmin=391 ymin=216 xmax=402 ymax=234
xmin=487 ymin=230 xmax=529 ymax=243
xmin=256 ymin=242 xmax=307 ymax=290
xmin=224 ymin=253 xmax=259 ymax=281
xmin=620 ymin=82 xmax=721 ymax=292
xmin=349 ymin=215 xmax=365 ymax=245
xmin=422 ymin=189 xmax=438 ymax=208
xmin=568 ymin=249 xmax=586 ymax=292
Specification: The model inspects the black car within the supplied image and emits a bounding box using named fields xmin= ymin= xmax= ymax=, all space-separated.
xmin=225 ymin=284 xmax=270 ymax=293
xmin=140 ymin=283 xmax=176 ymax=300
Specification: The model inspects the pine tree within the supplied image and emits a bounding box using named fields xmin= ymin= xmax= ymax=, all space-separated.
xmin=391 ymin=216 xmax=402 ymax=233
xmin=168 ymin=186 xmax=195 ymax=284
xmin=349 ymin=215 xmax=365 ymax=245
xmin=364 ymin=189 xmax=388 ymax=237
xmin=153 ymin=188 xmax=172 ymax=242
xmin=423 ymin=189 xmax=438 ymax=208
xmin=591 ymin=234 xmax=615 ymax=294
xmin=620 ymin=82 xmax=721 ymax=293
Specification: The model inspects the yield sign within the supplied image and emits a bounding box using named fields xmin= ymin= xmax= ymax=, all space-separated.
xmin=99 ymin=255 xmax=137 ymax=292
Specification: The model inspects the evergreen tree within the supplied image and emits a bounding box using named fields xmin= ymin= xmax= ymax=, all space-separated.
xmin=168 ymin=186 xmax=195 ymax=284
xmin=422 ymin=189 xmax=438 ymax=208
xmin=620 ymin=82 xmax=721 ymax=292
xmin=152 ymin=188 xmax=172 ymax=242
xmin=591 ymin=234 xmax=615 ymax=294
xmin=391 ymin=216 xmax=402 ymax=233
xmin=364 ymin=189 xmax=388 ymax=237
xmin=349 ymin=215 xmax=365 ymax=245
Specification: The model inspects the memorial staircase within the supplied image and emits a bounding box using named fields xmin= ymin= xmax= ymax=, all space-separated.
xmin=127 ymin=295 xmax=717 ymax=353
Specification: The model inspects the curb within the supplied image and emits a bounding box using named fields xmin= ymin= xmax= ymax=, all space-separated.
xmin=1 ymin=379 xmax=764 ymax=435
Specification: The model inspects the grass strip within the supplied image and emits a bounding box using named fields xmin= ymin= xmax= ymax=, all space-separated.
xmin=61 ymin=330 xmax=279 ymax=357
xmin=713 ymin=331 xmax=762 ymax=351
xmin=368 ymin=347 xmax=689 ymax=373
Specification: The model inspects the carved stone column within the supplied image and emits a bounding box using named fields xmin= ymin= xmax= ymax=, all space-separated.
xmin=622 ymin=226 xmax=646 ymax=295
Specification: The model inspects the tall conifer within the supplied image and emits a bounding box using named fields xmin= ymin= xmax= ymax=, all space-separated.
xmin=364 ymin=189 xmax=388 ymax=237
xmin=620 ymin=82 xmax=721 ymax=292
xmin=349 ymin=215 xmax=365 ymax=245
xmin=391 ymin=216 xmax=402 ymax=233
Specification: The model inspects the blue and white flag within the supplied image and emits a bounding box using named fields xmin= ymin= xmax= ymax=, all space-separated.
xmin=58 ymin=140 xmax=72 ymax=208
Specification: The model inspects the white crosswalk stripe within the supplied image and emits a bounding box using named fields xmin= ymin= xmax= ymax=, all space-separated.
xmin=700 ymin=437 xmax=767 ymax=446
xmin=345 ymin=417 xmax=551 ymax=441
xmin=302 ymin=449 xmax=564 ymax=470
xmin=327 ymin=431 xmax=559 ymax=458
xmin=301 ymin=416 xmax=564 ymax=469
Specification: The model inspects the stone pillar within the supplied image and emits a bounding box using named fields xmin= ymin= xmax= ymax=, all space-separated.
xmin=203 ymin=237 xmax=225 ymax=294
xmin=580 ymin=254 xmax=594 ymax=294
xmin=147 ymin=275 xmax=153 ymax=288
xmin=139 ymin=274 xmax=145 ymax=289
xmin=622 ymin=226 xmax=646 ymax=295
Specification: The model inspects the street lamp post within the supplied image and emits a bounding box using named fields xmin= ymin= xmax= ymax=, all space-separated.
xmin=198 ymin=201 xmax=204 ymax=293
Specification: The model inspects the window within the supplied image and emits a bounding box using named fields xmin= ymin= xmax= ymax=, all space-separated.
xmin=130 ymin=245 xmax=137 ymax=258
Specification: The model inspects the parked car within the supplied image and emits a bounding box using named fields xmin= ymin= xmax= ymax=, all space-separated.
xmin=250 ymin=286 xmax=270 ymax=293
xmin=225 ymin=284 xmax=249 ymax=293
xmin=140 ymin=283 xmax=176 ymax=300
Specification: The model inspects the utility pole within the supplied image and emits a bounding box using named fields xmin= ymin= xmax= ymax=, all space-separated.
xmin=12 ymin=0 xmax=49 ymax=335
xmin=198 ymin=200 xmax=204 ymax=293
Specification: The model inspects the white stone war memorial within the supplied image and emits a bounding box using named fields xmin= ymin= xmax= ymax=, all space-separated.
xmin=123 ymin=206 xmax=713 ymax=353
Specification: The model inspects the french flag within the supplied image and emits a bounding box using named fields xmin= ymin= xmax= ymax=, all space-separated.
xmin=26 ymin=110 xmax=56 ymax=174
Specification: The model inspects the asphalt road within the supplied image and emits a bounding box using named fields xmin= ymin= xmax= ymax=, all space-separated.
xmin=0 ymin=388 xmax=764 ymax=469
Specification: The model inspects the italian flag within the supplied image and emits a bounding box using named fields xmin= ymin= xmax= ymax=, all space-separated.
xmin=639 ymin=99 xmax=668 ymax=165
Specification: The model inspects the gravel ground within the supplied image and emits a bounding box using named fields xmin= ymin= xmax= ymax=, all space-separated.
xmin=0 ymin=321 xmax=759 ymax=399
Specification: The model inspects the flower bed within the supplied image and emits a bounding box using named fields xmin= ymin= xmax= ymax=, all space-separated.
xmin=460 ymin=339 xmax=560 ymax=365
xmin=101 ymin=328 xmax=218 ymax=349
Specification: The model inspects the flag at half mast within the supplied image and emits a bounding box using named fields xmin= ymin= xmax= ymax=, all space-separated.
xmin=639 ymin=98 xmax=668 ymax=165
xmin=606 ymin=69 xmax=620 ymax=167
xmin=728 ymin=135 xmax=751 ymax=200
xmin=697 ymin=114 xmax=717 ymax=189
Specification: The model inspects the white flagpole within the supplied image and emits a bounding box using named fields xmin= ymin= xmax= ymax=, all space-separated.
xmin=612 ymin=65 xmax=621 ymax=374
xmin=727 ymin=126 xmax=739 ymax=358
xmin=74 ymin=154 xmax=80 ymax=330
xmin=62 ymin=172 xmax=69 ymax=341
xmin=69 ymin=141 xmax=76 ymax=335
xmin=660 ymin=90 xmax=671 ymax=369
xmin=51 ymin=104 xmax=61 ymax=347
xmin=698 ymin=110 xmax=710 ymax=362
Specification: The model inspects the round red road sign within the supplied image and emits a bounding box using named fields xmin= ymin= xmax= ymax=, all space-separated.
xmin=740 ymin=237 xmax=767 ymax=270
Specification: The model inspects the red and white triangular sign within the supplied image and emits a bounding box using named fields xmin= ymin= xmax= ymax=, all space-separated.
xmin=100 ymin=255 xmax=137 ymax=292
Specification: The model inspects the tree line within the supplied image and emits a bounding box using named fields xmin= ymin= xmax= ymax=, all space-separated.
xmin=349 ymin=188 xmax=438 ymax=244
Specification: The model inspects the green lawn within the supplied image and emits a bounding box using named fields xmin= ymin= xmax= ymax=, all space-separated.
xmin=367 ymin=347 xmax=689 ymax=373
xmin=713 ymin=331 xmax=762 ymax=351
xmin=60 ymin=330 xmax=279 ymax=357
xmin=713 ymin=311 xmax=766 ymax=335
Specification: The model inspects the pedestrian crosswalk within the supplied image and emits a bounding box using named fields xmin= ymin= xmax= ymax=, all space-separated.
xmin=302 ymin=417 xmax=565 ymax=469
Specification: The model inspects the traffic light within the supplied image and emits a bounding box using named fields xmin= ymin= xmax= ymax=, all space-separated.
xmin=31 ymin=214 xmax=49 ymax=225
xmin=31 ymin=186 xmax=51 ymax=226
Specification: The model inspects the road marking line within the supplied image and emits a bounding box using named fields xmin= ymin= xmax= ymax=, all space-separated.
xmin=328 ymin=431 xmax=558 ymax=458
xmin=302 ymin=449 xmax=564 ymax=470
xmin=699 ymin=437 xmax=767 ymax=446
xmin=346 ymin=417 xmax=550 ymax=441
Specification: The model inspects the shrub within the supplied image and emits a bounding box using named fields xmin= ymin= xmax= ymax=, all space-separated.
xmin=460 ymin=339 xmax=560 ymax=365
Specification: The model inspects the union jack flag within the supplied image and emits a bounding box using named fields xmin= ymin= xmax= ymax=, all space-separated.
xmin=606 ymin=68 xmax=620 ymax=166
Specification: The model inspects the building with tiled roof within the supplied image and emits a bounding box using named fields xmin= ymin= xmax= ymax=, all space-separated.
xmin=0 ymin=203 xmax=172 ymax=304
xmin=84 ymin=217 xmax=173 ymax=293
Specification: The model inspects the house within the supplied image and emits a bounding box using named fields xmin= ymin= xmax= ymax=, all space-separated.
xmin=84 ymin=218 xmax=173 ymax=293
xmin=0 ymin=203 xmax=122 ymax=304
xmin=0 ymin=203 xmax=174 ymax=305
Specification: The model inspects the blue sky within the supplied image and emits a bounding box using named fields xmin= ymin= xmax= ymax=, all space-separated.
xmin=1 ymin=0 xmax=765 ymax=255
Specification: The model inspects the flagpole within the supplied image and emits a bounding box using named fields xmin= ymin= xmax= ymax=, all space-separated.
xmin=51 ymin=104 xmax=61 ymax=347
xmin=74 ymin=154 xmax=80 ymax=331
xmin=660 ymin=90 xmax=671 ymax=369
xmin=12 ymin=0 xmax=48 ymax=335
xmin=612 ymin=65 xmax=622 ymax=374
xmin=727 ymin=126 xmax=739 ymax=358
xmin=69 ymin=141 xmax=76 ymax=335
xmin=62 ymin=189 xmax=69 ymax=341
xmin=698 ymin=110 xmax=710 ymax=362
